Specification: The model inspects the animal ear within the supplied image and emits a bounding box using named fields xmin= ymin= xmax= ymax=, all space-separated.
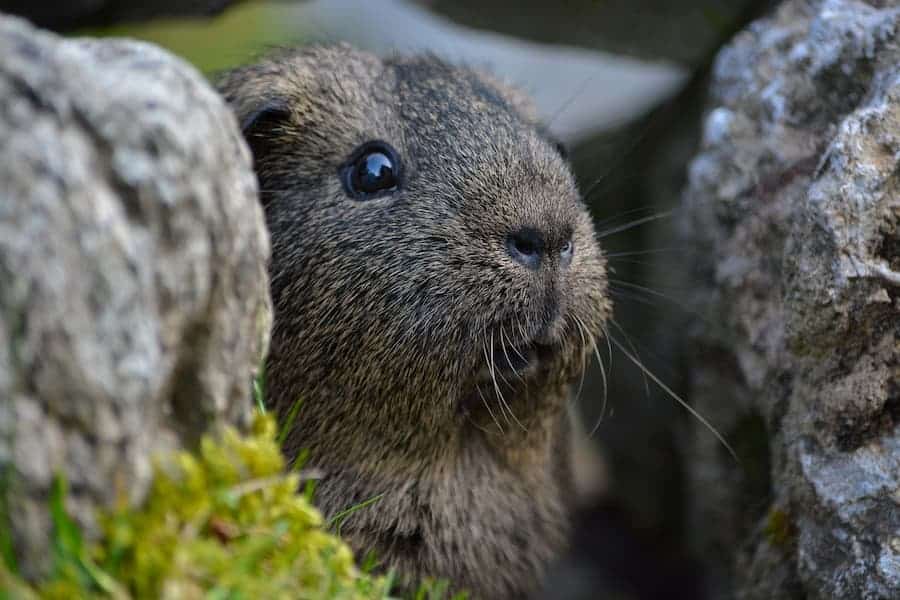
xmin=240 ymin=101 xmax=290 ymax=135
xmin=239 ymin=100 xmax=292 ymax=164
xmin=218 ymin=64 xmax=295 ymax=164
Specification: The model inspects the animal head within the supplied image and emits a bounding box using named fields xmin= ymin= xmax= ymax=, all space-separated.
xmin=219 ymin=45 xmax=610 ymax=454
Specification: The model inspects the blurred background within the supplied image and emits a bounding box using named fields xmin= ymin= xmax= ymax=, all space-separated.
xmin=13 ymin=0 xmax=778 ymax=597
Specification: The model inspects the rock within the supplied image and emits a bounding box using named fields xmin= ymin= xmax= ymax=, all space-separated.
xmin=0 ymin=14 xmax=270 ymax=577
xmin=681 ymin=0 xmax=900 ymax=598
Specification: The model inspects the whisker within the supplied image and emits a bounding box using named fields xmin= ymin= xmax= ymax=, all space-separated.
xmin=609 ymin=336 xmax=737 ymax=461
xmin=609 ymin=289 xmax=663 ymax=309
xmin=571 ymin=316 xmax=588 ymax=404
xmin=482 ymin=336 xmax=511 ymax=427
xmin=547 ymin=75 xmax=594 ymax=128
xmin=593 ymin=206 xmax=658 ymax=230
xmin=489 ymin=331 xmax=526 ymax=431
xmin=489 ymin=330 xmax=516 ymax=391
xmin=582 ymin=105 xmax=674 ymax=203
xmin=475 ymin=331 xmax=504 ymax=433
xmin=610 ymin=319 xmax=650 ymax=399
xmin=516 ymin=319 xmax=529 ymax=344
xmin=602 ymin=323 xmax=614 ymax=376
xmin=482 ymin=336 xmax=509 ymax=425
xmin=597 ymin=211 xmax=673 ymax=239
xmin=500 ymin=327 xmax=524 ymax=383
xmin=585 ymin=325 xmax=609 ymax=438
xmin=610 ymin=317 xmax=686 ymax=384
xmin=509 ymin=324 xmax=529 ymax=363
xmin=475 ymin=382 xmax=504 ymax=435
xmin=609 ymin=279 xmax=686 ymax=305
xmin=583 ymin=172 xmax=652 ymax=203
xmin=610 ymin=280 xmax=712 ymax=326
xmin=605 ymin=247 xmax=681 ymax=259
xmin=606 ymin=258 xmax=657 ymax=268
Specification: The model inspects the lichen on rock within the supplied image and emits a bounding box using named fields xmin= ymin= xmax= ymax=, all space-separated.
xmin=681 ymin=1 xmax=900 ymax=598
xmin=0 ymin=413 xmax=418 ymax=599
xmin=0 ymin=13 xmax=271 ymax=577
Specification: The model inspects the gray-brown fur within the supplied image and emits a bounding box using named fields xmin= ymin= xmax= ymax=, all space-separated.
xmin=218 ymin=45 xmax=611 ymax=599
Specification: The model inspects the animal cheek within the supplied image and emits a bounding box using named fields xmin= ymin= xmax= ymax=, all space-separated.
xmin=571 ymin=234 xmax=606 ymax=273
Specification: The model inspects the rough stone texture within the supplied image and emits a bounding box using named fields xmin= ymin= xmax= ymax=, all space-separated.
xmin=0 ymin=14 xmax=271 ymax=577
xmin=681 ymin=0 xmax=900 ymax=598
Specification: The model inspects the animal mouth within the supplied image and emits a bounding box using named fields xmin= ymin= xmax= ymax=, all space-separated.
xmin=460 ymin=330 xmax=569 ymax=423
xmin=474 ymin=338 xmax=560 ymax=385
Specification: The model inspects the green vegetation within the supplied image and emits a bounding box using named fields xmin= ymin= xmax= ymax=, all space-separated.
xmin=77 ymin=2 xmax=301 ymax=76
xmin=764 ymin=507 xmax=795 ymax=549
xmin=1 ymin=413 xmax=463 ymax=599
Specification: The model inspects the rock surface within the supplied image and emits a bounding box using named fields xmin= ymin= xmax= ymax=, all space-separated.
xmin=681 ymin=0 xmax=900 ymax=598
xmin=0 ymin=14 xmax=270 ymax=577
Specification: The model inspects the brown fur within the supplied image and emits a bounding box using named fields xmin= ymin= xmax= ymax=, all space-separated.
xmin=218 ymin=45 xmax=611 ymax=599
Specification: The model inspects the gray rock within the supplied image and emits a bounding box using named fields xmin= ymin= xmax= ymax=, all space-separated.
xmin=0 ymin=14 xmax=270 ymax=577
xmin=681 ymin=1 xmax=900 ymax=598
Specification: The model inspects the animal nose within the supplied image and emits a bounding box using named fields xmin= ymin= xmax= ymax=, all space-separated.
xmin=506 ymin=228 xmax=574 ymax=270
xmin=506 ymin=228 xmax=545 ymax=269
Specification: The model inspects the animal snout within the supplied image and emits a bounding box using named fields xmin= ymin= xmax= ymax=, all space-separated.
xmin=506 ymin=227 xmax=574 ymax=270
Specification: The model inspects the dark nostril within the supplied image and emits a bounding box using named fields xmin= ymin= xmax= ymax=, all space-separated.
xmin=560 ymin=238 xmax=574 ymax=267
xmin=513 ymin=234 xmax=539 ymax=256
xmin=506 ymin=228 xmax=545 ymax=269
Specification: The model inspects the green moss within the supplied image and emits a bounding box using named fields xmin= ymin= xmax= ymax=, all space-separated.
xmin=764 ymin=507 xmax=795 ymax=549
xmin=2 ymin=414 xmax=462 ymax=599
xmin=0 ymin=467 xmax=17 ymax=575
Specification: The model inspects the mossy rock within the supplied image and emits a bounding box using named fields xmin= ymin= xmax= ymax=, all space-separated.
xmin=1 ymin=414 xmax=461 ymax=600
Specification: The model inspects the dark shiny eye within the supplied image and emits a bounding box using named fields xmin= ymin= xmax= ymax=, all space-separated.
xmin=340 ymin=141 xmax=402 ymax=200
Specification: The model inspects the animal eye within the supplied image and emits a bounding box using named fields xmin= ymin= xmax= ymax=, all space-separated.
xmin=340 ymin=141 xmax=402 ymax=200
